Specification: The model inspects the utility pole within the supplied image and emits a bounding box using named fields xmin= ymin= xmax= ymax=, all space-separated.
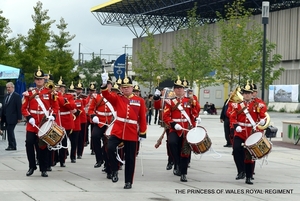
xmin=123 ymin=45 xmax=132 ymax=76
xmin=78 ymin=43 xmax=81 ymax=66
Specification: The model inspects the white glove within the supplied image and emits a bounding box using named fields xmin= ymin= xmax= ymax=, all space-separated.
xmin=101 ymin=72 xmax=109 ymax=85
xmin=259 ymin=119 xmax=266 ymax=125
xmin=92 ymin=116 xmax=100 ymax=124
xmin=139 ymin=137 xmax=145 ymax=141
xmin=235 ymin=126 xmax=242 ymax=132
xmin=48 ymin=116 xmax=55 ymax=121
xmin=196 ymin=117 xmax=201 ymax=125
xmin=174 ymin=124 xmax=183 ymax=130
xmin=154 ymin=89 xmax=161 ymax=96
xmin=29 ymin=118 xmax=35 ymax=126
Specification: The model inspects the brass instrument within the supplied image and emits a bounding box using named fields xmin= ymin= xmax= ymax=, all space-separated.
xmin=257 ymin=112 xmax=271 ymax=130
xmin=226 ymin=85 xmax=243 ymax=104
xmin=45 ymin=80 xmax=55 ymax=89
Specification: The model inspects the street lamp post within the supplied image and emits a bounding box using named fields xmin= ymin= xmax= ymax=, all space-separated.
xmin=261 ymin=1 xmax=269 ymax=101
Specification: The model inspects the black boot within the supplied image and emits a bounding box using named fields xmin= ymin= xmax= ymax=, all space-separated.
xmin=166 ymin=162 xmax=173 ymax=170
xmin=180 ymin=174 xmax=187 ymax=182
xmin=173 ymin=165 xmax=181 ymax=176
xmin=111 ymin=171 xmax=118 ymax=183
xmin=235 ymin=172 xmax=246 ymax=180
xmin=245 ymin=178 xmax=253 ymax=185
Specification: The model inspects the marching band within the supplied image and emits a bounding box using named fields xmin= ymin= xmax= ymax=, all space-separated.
xmin=21 ymin=67 xmax=271 ymax=189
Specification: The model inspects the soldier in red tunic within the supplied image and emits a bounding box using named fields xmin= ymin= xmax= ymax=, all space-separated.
xmin=74 ymin=81 xmax=87 ymax=159
xmin=67 ymin=82 xmax=82 ymax=163
xmin=227 ymin=82 xmax=267 ymax=185
xmin=56 ymin=77 xmax=76 ymax=167
xmin=84 ymin=83 xmax=97 ymax=153
xmin=101 ymin=73 xmax=147 ymax=189
xmin=163 ymin=76 xmax=200 ymax=182
xmin=22 ymin=67 xmax=59 ymax=177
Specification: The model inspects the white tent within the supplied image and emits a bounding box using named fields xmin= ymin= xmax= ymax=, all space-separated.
xmin=0 ymin=64 xmax=20 ymax=79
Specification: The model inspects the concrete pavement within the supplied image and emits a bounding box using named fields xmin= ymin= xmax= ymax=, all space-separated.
xmin=0 ymin=112 xmax=300 ymax=201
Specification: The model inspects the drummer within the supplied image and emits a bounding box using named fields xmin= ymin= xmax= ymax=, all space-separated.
xmin=162 ymin=76 xmax=200 ymax=182
xmin=22 ymin=67 xmax=59 ymax=177
xmin=227 ymin=82 xmax=267 ymax=185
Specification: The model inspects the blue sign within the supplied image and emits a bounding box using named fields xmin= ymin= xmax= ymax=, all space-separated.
xmin=113 ymin=54 xmax=126 ymax=79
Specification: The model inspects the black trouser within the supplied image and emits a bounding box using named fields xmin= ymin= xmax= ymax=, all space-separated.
xmin=102 ymin=136 xmax=111 ymax=174
xmin=168 ymin=131 xmax=189 ymax=175
xmin=77 ymin=123 xmax=87 ymax=157
xmin=59 ymin=130 xmax=70 ymax=164
xmin=26 ymin=131 xmax=49 ymax=172
xmin=6 ymin=123 xmax=17 ymax=149
xmin=91 ymin=125 xmax=107 ymax=163
xmin=233 ymin=135 xmax=254 ymax=178
xmin=223 ymin=117 xmax=231 ymax=145
xmin=89 ymin=123 xmax=95 ymax=151
xmin=154 ymin=109 xmax=159 ymax=124
xmin=108 ymin=135 xmax=137 ymax=184
xmin=68 ymin=131 xmax=79 ymax=160
xmin=165 ymin=129 xmax=173 ymax=164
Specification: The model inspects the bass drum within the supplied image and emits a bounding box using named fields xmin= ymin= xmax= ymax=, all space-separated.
xmin=186 ymin=126 xmax=212 ymax=154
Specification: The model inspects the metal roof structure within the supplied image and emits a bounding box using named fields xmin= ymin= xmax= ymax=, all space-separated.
xmin=91 ymin=0 xmax=300 ymax=37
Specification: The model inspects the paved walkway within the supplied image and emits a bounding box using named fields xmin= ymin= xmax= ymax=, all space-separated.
xmin=0 ymin=112 xmax=300 ymax=201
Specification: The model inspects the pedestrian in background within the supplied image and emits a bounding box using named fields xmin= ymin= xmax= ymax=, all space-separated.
xmin=0 ymin=82 xmax=22 ymax=151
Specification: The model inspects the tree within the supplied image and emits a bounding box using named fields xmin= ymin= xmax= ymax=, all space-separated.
xmin=169 ymin=4 xmax=216 ymax=90
xmin=48 ymin=17 xmax=76 ymax=84
xmin=77 ymin=55 xmax=103 ymax=88
xmin=214 ymin=0 xmax=283 ymax=90
xmin=132 ymin=31 xmax=168 ymax=93
xmin=0 ymin=10 xmax=12 ymax=63
xmin=18 ymin=1 xmax=55 ymax=84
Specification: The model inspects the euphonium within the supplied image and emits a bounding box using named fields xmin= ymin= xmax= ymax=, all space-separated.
xmin=257 ymin=112 xmax=271 ymax=130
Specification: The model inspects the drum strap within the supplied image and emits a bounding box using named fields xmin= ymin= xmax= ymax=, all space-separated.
xmin=35 ymin=95 xmax=50 ymax=117
xmin=172 ymin=99 xmax=192 ymax=126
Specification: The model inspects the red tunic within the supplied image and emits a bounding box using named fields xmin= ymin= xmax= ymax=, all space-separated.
xmin=57 ymin=93 xmax=76 ymax=130
xmin=101 ymin=88 xmax=147 ymax=141
xmin=227 ymin=100 xmax=266 ymax=141
xmin=22 ymin=87 xmax=59 ymax=133
xmin=163 ymin=97 xmax=198 ymax=136
xmin=88 ymin=93 xmax=114 ymax=128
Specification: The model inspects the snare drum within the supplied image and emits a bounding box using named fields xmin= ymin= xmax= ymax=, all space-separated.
xmin=38 ymin=121 xmax=65 ymax=147
xmin=245 ymin=132 xmax=272 ymax=159
xmin=186 ymin=126 xmax=212 ymax=154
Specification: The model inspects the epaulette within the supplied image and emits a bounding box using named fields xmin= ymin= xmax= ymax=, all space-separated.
xmin=258 ymin=103 xmax=265 ymax=108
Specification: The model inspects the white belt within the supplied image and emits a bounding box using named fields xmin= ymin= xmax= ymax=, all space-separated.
xmin=60 ymin=111 xmax=71 ymax=115
xmin=30 ymin=110 xmax=44 ymax=114
xmin=96 ymin=111 xmax=113 ymax=116
xmin=238 ymin=122 xmax=252 ymax=127
xmin=116 ymin=117 xmax=137 ymax=124
xmin=172 ymin=119 xmax=188 ymax=122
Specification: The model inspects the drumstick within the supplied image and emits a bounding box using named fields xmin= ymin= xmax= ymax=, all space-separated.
xmin=98 ymin=122 xmax=110 ymax=126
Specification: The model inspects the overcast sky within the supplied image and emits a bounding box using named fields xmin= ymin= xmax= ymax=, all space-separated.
xmin=0 ymin=0 xmax=135 ymax=62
